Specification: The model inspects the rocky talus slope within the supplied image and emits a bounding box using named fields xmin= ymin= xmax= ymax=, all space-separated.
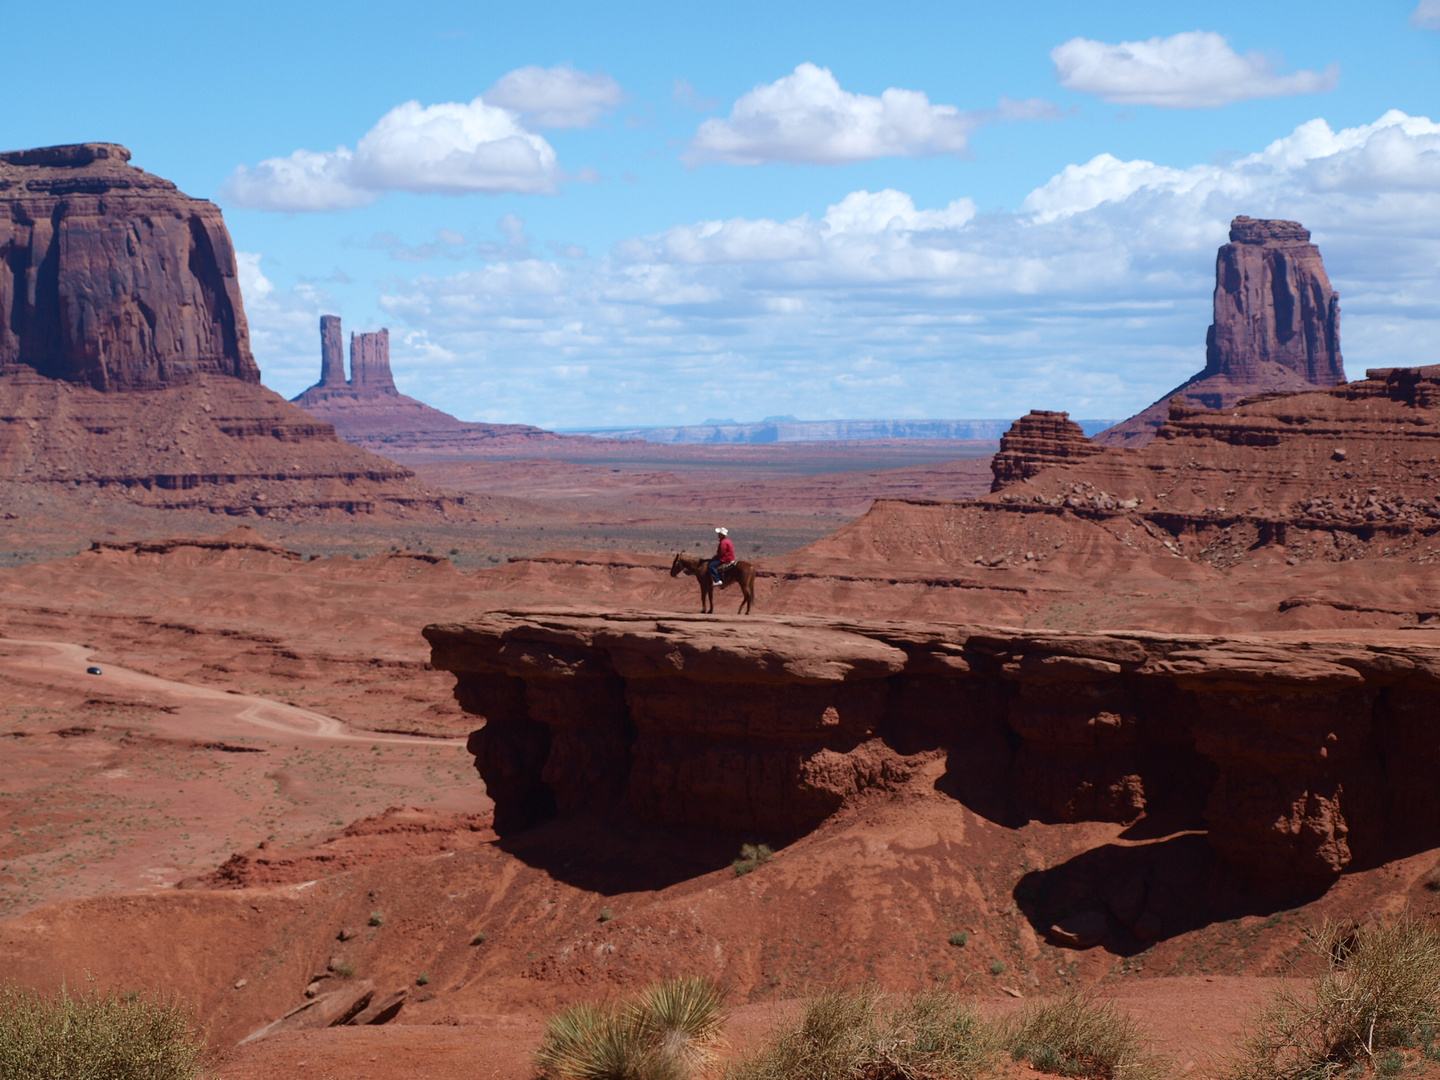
xmin=1097 ymin=215 xmax=1346 ymax=448
xmin=427 ymin=609 xmax=1440 ymax=889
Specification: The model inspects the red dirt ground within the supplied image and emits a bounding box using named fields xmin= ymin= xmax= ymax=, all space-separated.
xmin=4 ymin=443 xmax=1439 ymax=1079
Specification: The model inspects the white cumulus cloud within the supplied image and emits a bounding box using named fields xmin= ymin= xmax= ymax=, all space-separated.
xmin=686 ymin=63 xmax=983 ymax=165
xmin=248 ymin=111 xmax=1440 ymax=427
xmin=1413 ymin=1 xmax=1440 ymax=28
xmin=223 ymin=93 xmax=561 ymax=211
xmin=1052 ymin=30 xmax=1338 ymax=108
xmin=481 ymin=64 xmax=625 ymax=128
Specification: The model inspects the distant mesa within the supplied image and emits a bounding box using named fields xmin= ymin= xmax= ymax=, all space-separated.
xmin=1095 ymin=215 xmax=1345 ymax=448
xmin=0 ymin=142 xmax=258 ymax=392
xmin=0 ymin=144 xmax=466 ymax=519
xmin=290 ymin=315 xmax=563 ymax=453
xmin=567 ymin=417 xmax=1120 ymax=444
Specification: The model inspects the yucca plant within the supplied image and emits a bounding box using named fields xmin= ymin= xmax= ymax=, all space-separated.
xmin=536 ymin=978 xmax=730 ymax=1080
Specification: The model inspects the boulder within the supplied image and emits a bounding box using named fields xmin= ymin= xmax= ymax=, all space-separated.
xmin=238 ymin=980 xmax=375 ymax=1043
xmin=348 ymin=987 xmax=408 ymax=1026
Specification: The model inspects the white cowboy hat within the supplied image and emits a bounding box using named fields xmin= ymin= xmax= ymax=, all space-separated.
xmin=715 ymin=526 xmax=728 ymax=535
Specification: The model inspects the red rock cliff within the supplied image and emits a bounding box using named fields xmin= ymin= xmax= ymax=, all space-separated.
xmin=426 ymin=610 xmax=1440 ymax=886
xmin=1205 ymin=216 xmax=1343 ymax=387
xmin=0 ymin=143 xmax=258 ymax=391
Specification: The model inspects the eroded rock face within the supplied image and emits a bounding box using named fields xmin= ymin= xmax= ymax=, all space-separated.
xmin=0 ymin=143 xmax=258 ymax=391
xmin=1095 ymin=216 xmax=1345 ymax=448
xmin=348 ymin=329 xmax=395 ymax=393
xmin=0 ymin=366 xmax=463 ymax=518
xmin=1207 ymin=217 xmax=1343 ymax=387
xmin=318 ymin=315 xmax=346 ymax=388
xmin=965 ymin=365 xmax=1440 ymax=571
xmin=991 ymin=410 xmax=1103 ymax=492
xmin=426 ymin=610 xmax=1440 ymax=885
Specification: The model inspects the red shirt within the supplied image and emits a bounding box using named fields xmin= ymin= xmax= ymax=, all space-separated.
xmin=716 ymin=536 xmax=735 ymax=563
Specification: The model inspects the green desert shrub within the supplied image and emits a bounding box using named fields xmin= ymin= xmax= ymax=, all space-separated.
xmin=0 ymin=983 xmax=206 ymax=1080
xmin=536 ymin=976 xmax=729 ymax=1080
xmin=725 ymin=985 xmax=992 ymax=1080
xmin=732 ymin=844 xmax=773 ymax=877
xmin=1002 ymin=989 xmax=1169 ymax=1079
xmin=1226 ymin=915 xmax=1440 ymax=1080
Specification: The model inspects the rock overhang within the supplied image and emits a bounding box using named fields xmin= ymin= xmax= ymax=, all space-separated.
xmin=426 ymin=608 xmax=1440 ymax=885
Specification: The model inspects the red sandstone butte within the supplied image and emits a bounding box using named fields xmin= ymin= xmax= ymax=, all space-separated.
xmin=990 ymin=409 xmax=1103 ymax=492
xmin=0 ymin=144 xmax=468 ymax=520
xmin=1097 ymin=215 xmax=1345 ymax=448
xmin=0 ymin=143 xmax=258 ymax=392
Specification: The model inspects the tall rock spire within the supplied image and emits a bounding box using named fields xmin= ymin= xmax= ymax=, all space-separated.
xmin=1204 ymin=216 xmax=1343 ymax=387
xmin=318 ymin=315 xmax=346 ymax=387
xmin=1094 ymin=216 xmax=1346 ymax=448
xmin=348 ymin=329 xmax=396 ymax=394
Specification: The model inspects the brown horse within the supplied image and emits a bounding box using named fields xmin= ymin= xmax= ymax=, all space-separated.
xmin=670 ymin=552 xmax=755 ymax=614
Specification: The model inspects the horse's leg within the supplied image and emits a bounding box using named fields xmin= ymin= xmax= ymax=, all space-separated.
xmin=739 ymin=569 xmax=754 ymax=614
xmin=700 ymin=576 xmax=713 ymax=613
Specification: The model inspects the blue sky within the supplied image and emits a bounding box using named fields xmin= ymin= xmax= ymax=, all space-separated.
xmin=7 ymin=0 xmax=1439 ymax=427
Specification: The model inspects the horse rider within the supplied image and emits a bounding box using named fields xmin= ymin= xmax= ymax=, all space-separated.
xmin=711 ymin=526 xmax=736 ymax=584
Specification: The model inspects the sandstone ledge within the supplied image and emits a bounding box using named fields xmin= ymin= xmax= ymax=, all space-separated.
xmin=426 ymin=610 xmax=1440 ymax=885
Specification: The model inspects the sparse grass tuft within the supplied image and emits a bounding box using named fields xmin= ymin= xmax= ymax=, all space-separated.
xmin=733 ymin=843 xmax=774 ymax=877
xmin=1002 ymin=989 xmax=1169 ymax=1079
xmin=471 ymin=931 xmax=487 ymax=946
xmin=1226 ymin=915 xmax=1440 ymax=1080
xmin=725 ymin=986 xmax=992 ymax=1080
xmin=536 ymin=977 xmax=729 ymax=1080
xmin=949 ymin=932 xmax=970 ymax=948
xmin=0 ymin=983 xmax=206 ymax=1080
xmin=989 ymin=961 xmax=1006 ymax=976
xmin=368 ymin=910 xmax=384 ymax=927
xmin=416 ymin=973 xmax=430 ymax=986
xmin=334 ymin=961 xmax=355 ymax=979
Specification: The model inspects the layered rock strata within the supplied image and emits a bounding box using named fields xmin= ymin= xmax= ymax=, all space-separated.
xmin=991 ymin=410 xmax=1104 ymax=492
xmin=0 ymin=143 xmax=258 ymax=391
xmin=0 ymin=363 xmax=459 ymax=517
xmin=1096 ymin=216 xmax=1345 ymax=448
xmin=427 ymin=610 xmax=1440 ymax=885
xmin=974 ymin=365 xmax=1440 ymax=569
xmin=0 ymin=144 xmax=459 ymax=517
